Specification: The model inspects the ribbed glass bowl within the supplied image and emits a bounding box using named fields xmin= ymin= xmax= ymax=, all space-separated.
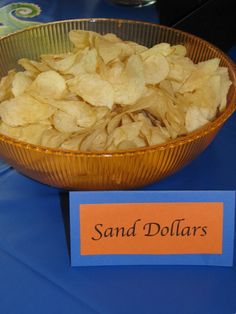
xmin=0 ymin=19 xmax=235 ymax=190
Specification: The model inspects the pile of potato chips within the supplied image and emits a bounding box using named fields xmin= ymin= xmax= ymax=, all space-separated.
xmin=0 ymin=29 xmax=232 ymax=151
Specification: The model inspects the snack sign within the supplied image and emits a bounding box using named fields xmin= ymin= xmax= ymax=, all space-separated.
xmin=69 ymin=191 xmax=235 ymax=266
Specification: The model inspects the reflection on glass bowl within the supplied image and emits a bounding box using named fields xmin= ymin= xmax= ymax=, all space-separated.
xmin=107 ymin=0 xmax=157 ymax=6
xmin=0 ymin=159 xmax=11 ymax=173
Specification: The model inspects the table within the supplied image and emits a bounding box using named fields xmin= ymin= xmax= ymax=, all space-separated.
xmin=0 ymin=1 xmax=236 ymax=313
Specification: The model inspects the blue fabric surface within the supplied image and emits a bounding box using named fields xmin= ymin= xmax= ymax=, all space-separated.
xmin=0 ymin=0 xmax=159 ymax=29
xmin=0 ymin=171 xmax=236 ymax=314
xmin=0 ymin=1 xmax=235 ymax=313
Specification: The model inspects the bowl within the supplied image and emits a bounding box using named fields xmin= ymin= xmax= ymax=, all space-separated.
xmin=0 ymin=19 xmax=235 ymax=190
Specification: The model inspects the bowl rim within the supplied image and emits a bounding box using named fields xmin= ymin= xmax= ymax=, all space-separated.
xmin=0 ymin=18 xmax=235 ymax=157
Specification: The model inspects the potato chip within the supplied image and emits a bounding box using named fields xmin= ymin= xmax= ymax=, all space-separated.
xmin=69 ymin=30 xmax=97 ymax=50
xmin=185 ymin=106 xmax=210 ymax=132
xmin=183 ymin=75 xmax=221 ymax=120
xmin=62 ymin=90 xmax=79 ymax=101
xmin=105 ymin=111 xmax=133 ymax=135
xmin=165 ymin=109 xmax=186 ymax=137
xmin=46 ymin=99 xmax=96 ymax=128
xmin=0 ymin=94 xmax=55 ymax=126
xmin=140 ymin=87 xmax=185 ymax=138
xmin=179 ymin=71 xmax=209 ymax=94
xmin=143 ymin=54 xmax=169 ymax=84
xmin=141 ymin=43 xmax=172 ymax=59
xmin=117 ymin=135 xmax=146 ymax=150
xmin=41 ymin=53 xmax=77 ymax=73
xmin=159 ymin=80 xmax=174 ymax=97
xmin=19 ymin=123 xmax=51 ymax=145
xmin=95 ymin=36 xmax=122 ymax=65
xmin=0 ymin=120 xmax=21 ymax=138
xmin=30 ymin=70 xmax=66 ymax=99
xmin=95 ymin=35 xmax=134 ymax=64
xmin=53 ymin=110 xmax=81 ymax=133
xmin=141 ymin=122 xmax=170 ymax=146
xmin=198 ymin=58 xmax=220 ymax=73
xmin=18 ymin=58 xmax=50 ymax=75
xmin=103 ymin=33 xmax=122 ymax=43
xmin=204 ymin=74 xmax=222 ymax=108
xmin=150 ymin=127 xmax=170 ymax=145
xmin=116 ymin=140 xmax=137 ymax=150
xmin=134 ymin=111 xmax=153 ymax=126
xmin=29 ymin=60 xmax=51 ymax=73
xmin=139 ymin=88 xmax=169 ymax=120
xmin=68 ymin=73 xmax=114 ymax=109
xmin=0 ymin=121 xmax=50 ymax=145
xmin=171 ymin=81 xmax=182 ymax=93
xmin=0 ymin=70 xmax=15 ymax=102
xmin=96 ymin=55 xmax=107 ymax=78
xmin=41 ymin=128 xmax=70 ymax=148
xmin=18 ymin=58 xmax=40 ymax=76
xmin=124 ymin=88 xmax=157 ymax=113
xmin=125 ymin=41 xmax=148 ymax=54
xmin=106 ymin=121 xmax=143 ymax=148
xmin=218 ymin=67 xmax=232 ymax=111
xmin=80 ymin=127 xmax=108 ymax=151
xmin=116 ymin=42 xmax=135 ymax=61
xmin=122 ymin=113 xmax=134 ymax=125
xmin=95 ymin=106 xmax=109 ymax=121
xmin=65 ymin=48 xmax=97 ymax=76
xmin=167 ymin=55 xmax=195 ymax=83
xmin=12 ymin=72 xmax=32 ymax=97
xmin=178 ymin=58 xmax=220 ymax=94
xmin=113 ymin=55 xmax=145 ymax=106
xmin=107 ymin=112 xmax=123 ymax=134
xmin=174 ymin=93 xmax=190 ymax=112
xmin=60 ymin=133 xmax=88 ymax=150
xmin=101 ymin=60 xmax=124 ymax=84
xmin=171 ymin=45 xmax=187 ymax=57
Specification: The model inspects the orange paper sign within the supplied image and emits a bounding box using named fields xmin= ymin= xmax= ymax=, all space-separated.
xmin=79 ymin=202 xmax=223 ymax=255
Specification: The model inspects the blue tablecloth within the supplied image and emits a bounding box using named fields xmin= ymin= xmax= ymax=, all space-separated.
xmin=0 ymin=1 xmax=236 ymax=313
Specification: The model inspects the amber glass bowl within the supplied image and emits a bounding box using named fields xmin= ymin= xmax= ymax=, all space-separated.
xmin=0 ymin=19 xmax=235 ymax=190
